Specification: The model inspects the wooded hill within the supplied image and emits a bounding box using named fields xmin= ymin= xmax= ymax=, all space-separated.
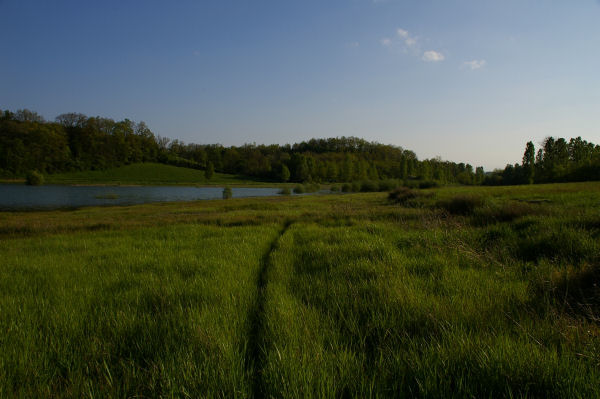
xmin=1 ymin=108 xmax=598 ymax=185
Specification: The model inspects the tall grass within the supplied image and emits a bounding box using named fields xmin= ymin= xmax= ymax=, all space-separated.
xmin=1 ymin=181 xmax=599 ymax=397
xmin=259 ymin=222 xmax=600 ymax=397
xmin=0 ymin=224 xmax=280 ymax=397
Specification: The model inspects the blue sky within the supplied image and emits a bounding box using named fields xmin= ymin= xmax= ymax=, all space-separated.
xmin=1 ymin=0 xmax=599 ymax=170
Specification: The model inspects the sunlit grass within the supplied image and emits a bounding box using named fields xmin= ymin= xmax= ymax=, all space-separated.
xmin=0 ymin=224 xmax=280 ymax=397
xmin=0 ymin=181 xmax=599 ymax=397
xmin=43 ymin=162 xmax=278 ymax=186
xmin=260 ymin=222 xmax=599 ymax=397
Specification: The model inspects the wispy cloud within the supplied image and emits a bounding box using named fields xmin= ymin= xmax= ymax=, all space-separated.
xmin=422 ymin=50 xmax=445 ymax=62
xmin=382 ymin=28 xmax=444 ymax=64
xmin=396 ymin=28 xmax=417 ymax=47
xmin=463 ymin=59 xmax=486 ymax=70
xmin=397 ymin=28 xmax=409 ymax=38
xmin=346 ymin=41 xmax=360 ymax=48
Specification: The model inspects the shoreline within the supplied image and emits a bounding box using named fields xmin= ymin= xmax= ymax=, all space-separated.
xmin=0 ymin=180 xmax=296 ymax=188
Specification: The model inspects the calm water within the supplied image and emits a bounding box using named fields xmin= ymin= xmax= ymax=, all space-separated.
xmin=0 ymin=184 xmax=287 ymax=210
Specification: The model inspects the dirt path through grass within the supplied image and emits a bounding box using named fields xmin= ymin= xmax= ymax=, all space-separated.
xmin=247 ymin=220 xmax=294 ymax=398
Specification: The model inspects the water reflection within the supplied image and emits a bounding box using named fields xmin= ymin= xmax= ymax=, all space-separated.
xmin=0 ymin=184 xmax=286 ymax=210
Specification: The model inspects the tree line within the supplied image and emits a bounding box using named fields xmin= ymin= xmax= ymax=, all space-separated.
xmin=2 ymin=108 xmax=598 ymax=185
xmin=0 ymin=108 xmax=485 ymax=184
xmin=487 ymin=137 xmax=600 ymax=185
xmin=0 ymin=109 xmax=160 ymax=175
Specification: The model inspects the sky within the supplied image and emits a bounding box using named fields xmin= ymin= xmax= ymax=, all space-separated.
xmin=1 ymin=0 xmax=599 ymax=170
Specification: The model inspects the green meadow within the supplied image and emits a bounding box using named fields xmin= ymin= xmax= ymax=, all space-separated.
xmin=1 ymin=182 xmax=599 ymax=397
xmin=40 ymin=163 xmax=279 ymax=186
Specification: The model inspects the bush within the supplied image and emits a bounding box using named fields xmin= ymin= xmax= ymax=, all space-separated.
xmin=222 ymin=186 xmax=232 ymax=199
xmin=418 ymin=180 xmax=440 ymax=189
xmin=165 ymin=155 xmax=202 ymax=170
xmin=293 ymin=185 xmax=305 ymax=194
xmin=205 ymin=161 xmax=215 ymax=180
xmin=25 ymin=170 xmax=44 ymax=186
xmin=305 ymin=183 xmax=320 ymax=193
xmin=438 ymin=195 xmax=484 ymax=215
xmin=279 ymin=187 xmax=291 ymax=195
xmin=388 ymin=187 xmax=419 ymax=204
xmin=330 ymin=185 xmax=340 ymax=192
xmin=351 ymin=182 xmax=361 ymax=192
xmin=359 ymin=180 xmax=378 ymax=192
xmin=402 ymin=179 xmax=419 ymax=189
xmin=531 ymin=262 xmax=600 ymax=318
xmin=341 ymin=183 xmax=352 ymax=193
xmin=516 ymin=228 xmax=598 ymax=264
xmin=378 ymin=179 xmax=399 ymax=191
xmin=475 ymin=201 xmax=542 ymax=224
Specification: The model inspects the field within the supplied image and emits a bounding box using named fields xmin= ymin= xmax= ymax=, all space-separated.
xmin=38 ymin=163 xmax=279 ymax=186
xmin=1 ymin=182 xmax=599 ymax=397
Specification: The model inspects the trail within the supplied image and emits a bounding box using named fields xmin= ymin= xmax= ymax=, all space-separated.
xmin=247 ymin=220 xmax=293 ymax=398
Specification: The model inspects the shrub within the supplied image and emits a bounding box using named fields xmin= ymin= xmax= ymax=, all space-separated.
xmin=279 ymin=187 xmax=291 ymax=195
xmin=341 ymin=183 xmax=352 ymax=193
xmin=360 ymin=180 xmax=379 ymax=192
xmin=351 ymin=182 xmax=361 ymax=192
xmin=305 ymin=183 xmax=320 ymax=193
xmin=330 ymin=185 xmax=340 ymax=192
xmin=25 ymin=170 xmax=44 ymax=186
xmin=378 ymin=179 xmax=398 ymax=191
xmin=293 ymin=185 xmax=305 ymax=194
xmin=418 ymin=180 xmax=440 ymax=189
xmin=164 ymin=155 xmax=203 ymax=170
xmin=438 ymin=195 xmax=484 ymax=215
xmin=475 ymin=201 xmax=542 ymax=224
xmin=388 ymin=187 xmax=419 ymax=205
xmin=402 ymin=179 xmax=419 ymax=189
xmin=222 ymin=186 xmax=232 ymax=199
xmin=205 ymin=161 xmax=215 ymax=180
xmin=533 ymin=262 xmax=600 ymax=318
xmin=516 ymin=228 xmax=598 ymax=264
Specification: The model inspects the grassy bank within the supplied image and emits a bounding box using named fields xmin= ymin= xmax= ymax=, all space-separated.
xmin=1 ymin=182 xmax=599 ymax=397
xmin=0 ymin=223 xmax=281 ymax=397
xmin=38 ymin=163 xmax=281 ymax=186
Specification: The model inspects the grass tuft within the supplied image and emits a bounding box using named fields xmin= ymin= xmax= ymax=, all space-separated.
xmin=388 ymin=187 xmax=419 ymax=205
xmin=438 ymin=194 xmax=484 ymax=215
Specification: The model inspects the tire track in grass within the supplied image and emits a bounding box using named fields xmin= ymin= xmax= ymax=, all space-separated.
xmin=247 ymin=219 xmax=293 ymax=398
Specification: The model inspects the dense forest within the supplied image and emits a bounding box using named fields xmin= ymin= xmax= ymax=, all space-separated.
xmin=489 ymin=137 xmax=600 ymax=185
xmin=1 ymin=108 xmax=598 ymax=185
xmin=0 ymin=108 xmax=483 ymax=184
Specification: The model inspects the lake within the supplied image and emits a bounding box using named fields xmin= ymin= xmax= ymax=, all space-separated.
xmin=0 ymin=184 xmax=290 ymax=210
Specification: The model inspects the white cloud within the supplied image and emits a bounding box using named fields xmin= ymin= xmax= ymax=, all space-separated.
xmin=404 ymin=37 xmax=417 ymax=47
xmin=463 ymin=59 xmax=486 ymax=70
xmin=422 ymin=50 xmax=445 ymax=62
xmin=397 ymin=28 xmax=417 ymax=47
xmin=380 ymin=37 xmax=392 ymax=46
xmin=397 ymin=28 xmax=409 ymax=38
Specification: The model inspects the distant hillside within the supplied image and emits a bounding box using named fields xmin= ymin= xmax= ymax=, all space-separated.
xmin=44 ymin=163 xmax=267 ymax=186
xmin=1 ymin=108 xmax=484 ymax=185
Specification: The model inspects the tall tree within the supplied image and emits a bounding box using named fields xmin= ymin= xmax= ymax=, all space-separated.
xmin=205 ymin=161 xmax=215 ymax=180
xmin=280 ymin=164 xmax=290 ymax=182
xmin=522 ymin=141 xmax=535 ymax=184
